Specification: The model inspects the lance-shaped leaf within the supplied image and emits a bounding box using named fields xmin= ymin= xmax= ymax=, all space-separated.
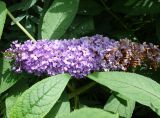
xmin=0 ymin=57 xmax=22 ymax=94
xmin=60 ymin=108 xmax=119 ymax=118
xmin=104 ymin=93 xmax=135 ymax=118
xmin=0 ymin=1 xmax=7 ymax=39
xmin=22 ymin=0 xmax=38 ymax=11
xmin=10 ymin=74 xmax=71 ymax=118
xmin=88 ymin=72 xmax=160 ymax=116
xmin=62 ymin=16 xmax=94 ymax=38
xmin=5 ymin=78 xmax=29 ymax=118
xmin=45 ymin=91 xmax=70 ymax=118
xmin=41 ymin=0 xmax=79 ymax=39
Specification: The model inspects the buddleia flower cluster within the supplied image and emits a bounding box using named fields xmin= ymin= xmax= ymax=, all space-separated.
xmin=105 ymin=39 xmax=160 ymax=70
xmin=5 ymin=35 xmax=160 ymax=78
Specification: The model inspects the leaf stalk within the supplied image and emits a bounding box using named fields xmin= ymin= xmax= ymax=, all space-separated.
xmin=7 ymin=10 xmax=36 ymax=42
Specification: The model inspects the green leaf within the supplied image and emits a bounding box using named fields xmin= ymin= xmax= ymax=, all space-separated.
xmin=0 ymin=93 xmax=7 ymax=117
xmin=0 ymin=1 xmax=7 ymax=39
xmin=111 ymin=0 xmax=160 ymax=15
xmin=25 ymin=15 xmax=36 ymax=37
xmin=9 ymin=0 xmax=37 ymax=12
xmin=8 ymin=3 xmax=24 ymax=12
xmin=104 ymin=93 xmax=135 ymax=118
xmin=60 ymin=108 xmax=119 ymax=118
xmin=5 ymin=78 xmax=29 ymax=118
xmin=10 ymin=74 xmax=71 ymax=118
xmin=41 ymin=0 xmax=79 ymax=39
xmin=37 ymin=0 xmax=50 ymax=39
xmin=62 ymin=16 xmax=94 ymax=38
xmin=78 ymin=0 xmax=104 ymax=16
xmin=11 ymin=14 xmax=26 ymax=25
xmin=88 ymin=72 xmax=160 ymax=116
xmin=45 ymin=91 xmax=70 ymax=118
xmin=0 ymin=57 xmax=22 ymax=94
xmin=124 ymin=0 xmax=138 ymax=6
xmin=22 ymin=0 xmax=38 ymax=11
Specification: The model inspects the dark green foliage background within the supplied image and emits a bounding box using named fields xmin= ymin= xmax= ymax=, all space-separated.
xmin=1 ymin=0 xmax=160 ymax=50
xmin=1 ymin=0 xmax=160 ymax=118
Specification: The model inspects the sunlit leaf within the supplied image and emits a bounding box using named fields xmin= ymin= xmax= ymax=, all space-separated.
xmin=45 ymin=91 xmax=70 ymax=118
xmin=88 ymin=72 xmax=160 ymax=116
xmin=60 ymin=108 xmax=119 ymax=118
xmin=104 ymin=93 xmax=135 ymax=118
xmin=5 ymin=78 xmax=29 ymax=118
xmin=41 ymin=0 xmax=79 ymax=39
xmin=0 ymin=1 xmax=7 ymax=39
xmin=10 ymin=74 xmax=71 ymax=118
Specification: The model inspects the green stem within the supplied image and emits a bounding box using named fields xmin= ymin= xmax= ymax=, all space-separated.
xmin=68 ymin=81 xmax=96 ymax=99
xmin=7 ymin=10 xmax=36 ymax=42
xmin=67 ymin=83 xmax=79 ymax=109
xmin=74 ymin=96 xmax=79 ymax=109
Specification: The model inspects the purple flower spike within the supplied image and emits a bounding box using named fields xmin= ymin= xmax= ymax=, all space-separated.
xmin=6 ymin=35 xmax=160 ymax=78
xmin=6 ymin=35 xmax=119 ymax=78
